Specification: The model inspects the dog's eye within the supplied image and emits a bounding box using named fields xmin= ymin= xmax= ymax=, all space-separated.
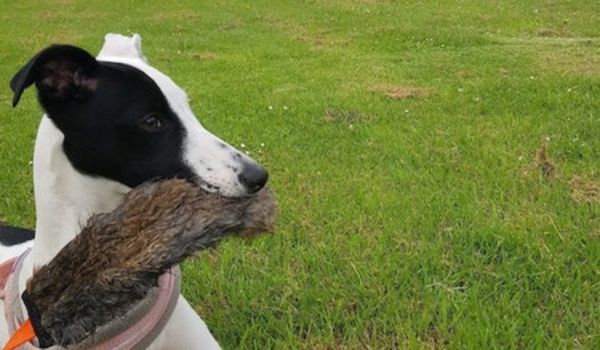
xmin=140 ymin=114 xmax=164 ymax=132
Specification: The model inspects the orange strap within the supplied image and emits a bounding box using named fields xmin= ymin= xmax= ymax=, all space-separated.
xmin=3 ymin=319 xmax=35 ymax=350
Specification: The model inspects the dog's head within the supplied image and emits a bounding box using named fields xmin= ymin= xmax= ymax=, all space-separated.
xmin=10 ymin=34 xmax=267 ymax=197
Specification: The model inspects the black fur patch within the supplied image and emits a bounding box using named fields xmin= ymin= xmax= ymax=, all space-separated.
xmin=48 ymin=61 xmax=195 ymax=188
xmin=0 ymin=225 xmax=35 ymax=246
xmin=11 ymin=46 xmax=196 ymax=188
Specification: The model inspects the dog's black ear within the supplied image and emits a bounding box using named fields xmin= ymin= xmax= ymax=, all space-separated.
xmin=10 ymin=45 xmax=98 ymax=108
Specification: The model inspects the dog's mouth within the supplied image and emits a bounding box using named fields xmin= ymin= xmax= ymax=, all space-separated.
xmin=191 ymin=176 xmax=259 ymax=198
xmin=180 ymin=176 xmax=220 ymax=194
xmin=160 ymin=175 xmax=226 ymax=196
xmin=183 ymin=174 xmax=264 ymax=198
xmin=197 ymin=179 xmax=220 ymax=193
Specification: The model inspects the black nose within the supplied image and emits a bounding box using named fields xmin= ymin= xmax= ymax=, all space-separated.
xmin=238 ymin=163 xmax=269 ymax=194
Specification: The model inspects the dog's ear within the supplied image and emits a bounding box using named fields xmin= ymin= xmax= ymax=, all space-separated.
xmin=10 ymin=45 xmax=98 ymax=108
xmin=97 ymin=33 xmax=147 ymax=62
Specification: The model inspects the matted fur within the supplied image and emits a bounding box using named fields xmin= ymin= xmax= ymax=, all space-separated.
xmin=25 ymin=179 xmax=277 ymax=346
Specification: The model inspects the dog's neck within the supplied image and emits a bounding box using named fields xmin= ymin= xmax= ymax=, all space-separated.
xmin=20 ymin=116 xmax=129 ymax=287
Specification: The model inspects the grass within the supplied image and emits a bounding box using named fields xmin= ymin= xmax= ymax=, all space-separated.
xmin=0 ymin=0 xmax=598 ymax=348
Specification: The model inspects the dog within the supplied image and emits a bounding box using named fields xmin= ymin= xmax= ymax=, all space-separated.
xmin=0 ymin=33 xmax=269 ymax=349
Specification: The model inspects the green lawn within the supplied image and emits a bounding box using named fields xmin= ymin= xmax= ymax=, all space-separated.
xmin=1 ymin=1 xmax=599 ymax=349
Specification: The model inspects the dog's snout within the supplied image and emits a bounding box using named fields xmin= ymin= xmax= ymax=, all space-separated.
xmin=238 ymin=162 xmax=268 ymax=194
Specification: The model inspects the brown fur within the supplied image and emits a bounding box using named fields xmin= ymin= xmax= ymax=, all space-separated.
xmin=39 ymin=61 xmax=97 ymax=99
xmin=25 ymin=179 xmax=277 ymax=346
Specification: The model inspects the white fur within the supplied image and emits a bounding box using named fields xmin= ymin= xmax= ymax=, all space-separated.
xmin=0 ymin=33 xmax=262 ymax=349
xmin=0 ymin=241 xmax=32 ymax=265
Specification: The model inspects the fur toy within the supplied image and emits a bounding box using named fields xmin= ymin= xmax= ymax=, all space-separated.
xmin=22 ymin=179 xmax=277 ymax=346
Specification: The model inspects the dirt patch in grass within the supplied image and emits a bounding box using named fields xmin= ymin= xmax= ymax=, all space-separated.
xmin=342 ymin=0 xmax=391 ymax=4
xmin=421 ymin=322 xmax=451 ymax=349
xmin=537 ymin=28 xmax=560 ymax=38
xmin=324 ymin=107 xmax=376 ymax=124
xmin=371 ymin=84 xmax=430 ymax=100
xmin=150 ymin=11 xmax=199 ymax=21
xmin=297 ymin=34 xmax=350 ymax=48
xmin=266 ymin=16 xmax=350 ymax=49
xmin=218 ymin=20 xmax=244 ymax=31
xmin=569 ymin=176 xmax=599 ymax=204
xmin=534 ymin=143 xmax=556 ymax=178
xmin=493 ymin=35 xmax=599 ymax=76
xmin=536 ymin=27 xmax=571 ymax=38
xmin=41 ymin=11 xmax=59 ymax=20
xmin=47 ymin=0 xmax=75 ymax=5
xmin=455 ymin=70 xmax=474 ymax=79
xmin=525 ymin=142 xmax=598 ymax=204
xmin=538 ymin=44 xmax=599 ymax=76
xmin=192 ymin=52 xmax=218 ymax=61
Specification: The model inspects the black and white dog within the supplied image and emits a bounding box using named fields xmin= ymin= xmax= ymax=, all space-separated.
xmin=0 ymin=33 xmax=268 ymax=349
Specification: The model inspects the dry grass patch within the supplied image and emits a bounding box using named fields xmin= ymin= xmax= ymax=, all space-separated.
xmin=371 ymin=84 xmax=430 ymax=100
xmin=48 ymin=0 xmax=75 ymax=5
xmin=192 ymin=52 xmax=218 ymax=61
xmin=324 ymin=107 xmax=376 ymax=124
xmin=536 ymin=27 xmax=572 ymax=38
xmin=323 ymin=0 xmax=393 ymax=11
xmin=569 ymin=176 xmax=600 ymax=204
xmin=492 ymin=35 xmax=599 ymax=76
xmin=297 ymin=35 xmax=350 ymax=49
xmin=266 ymin=16 xmax=350 ymax=49
xmin=150 ymin=11 xmax=199 ymax=21
xmin=537 ymin=44 xmax=600 ymax=76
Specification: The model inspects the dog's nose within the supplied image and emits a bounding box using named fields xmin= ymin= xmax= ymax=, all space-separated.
xmin=238 ymin=162 xmax=268 ymax=194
